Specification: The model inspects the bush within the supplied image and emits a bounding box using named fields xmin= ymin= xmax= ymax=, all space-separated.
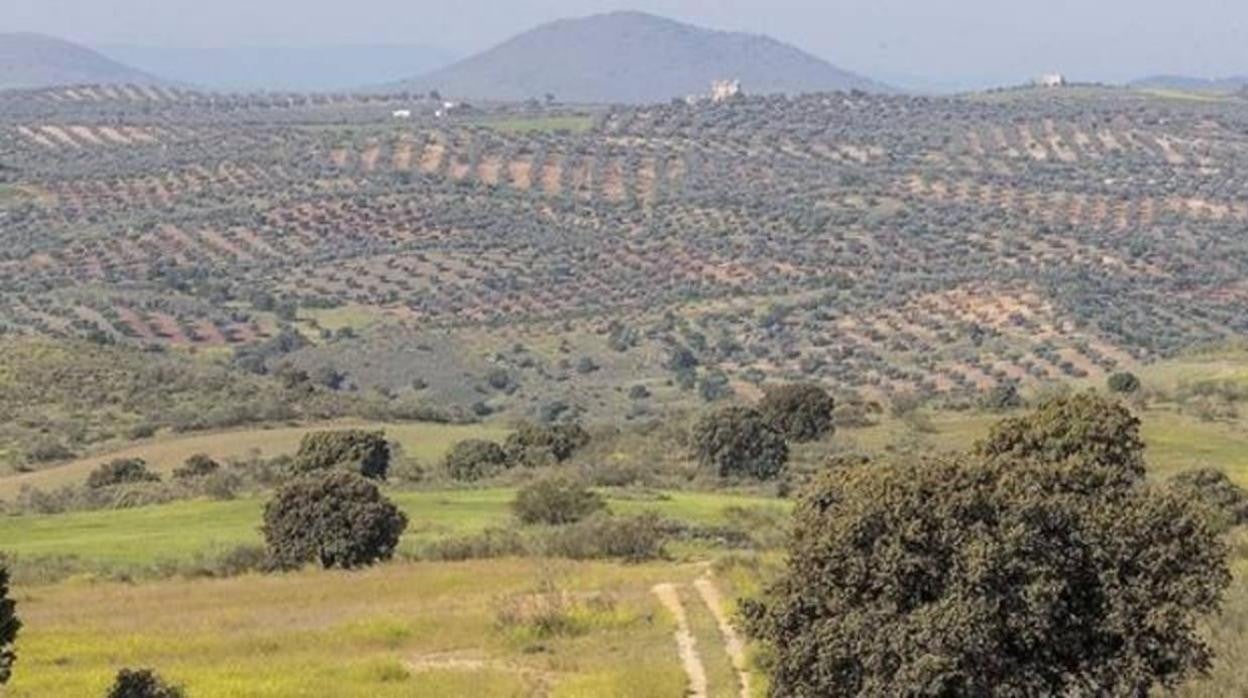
xmin=979 ymin=382 xmax=1023 ymax=411
xmin=262 ymin=471 xmax=408 ymax=569
xmin=1107 ymin=371 xmax=1142 ymax=394
xmin=504 ymin=423 xmax=590 ymax=468
xmin=541 ymin=513 xmax=668 ymax=562
xmin=86 ymin=459 xmax=160 ymax=489
xmin=0 ymin=564 xmax=18 ymax=685
xmin=691 ymin=406 xmax=788 ymax=480
xmin=443 ymin=439 xmax=508 ymax=482
xmin=743 ymin=454 xmax=1229 ymax=696
xmin=172 ymin=453 xmax=219 ymax=480
xmin=106 ymin=668 xmax=184 ymax=698
xmin=292 ymin=430 xmax=390 ymax=480
xmin=759 ymin=383 xmax=836 ymax=442
xmin=1168 ymin=468 xmax=1248 ymax=534
xmin=513 ymin=477 xmax=606 ymax=525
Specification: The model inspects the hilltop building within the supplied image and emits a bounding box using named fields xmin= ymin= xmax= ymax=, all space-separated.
xmin=1036 ymin=73 xmax=1068 ymax=88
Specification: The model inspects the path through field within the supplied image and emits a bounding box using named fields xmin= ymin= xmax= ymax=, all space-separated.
xmin=695 ymin=575 xmax=752 ymax=698
xmin=655 ymin=574 xmax=752 ymax=698
xmin=653 ymin=582 xmax=709 ymax=698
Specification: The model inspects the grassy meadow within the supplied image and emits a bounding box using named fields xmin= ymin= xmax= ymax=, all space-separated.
xmin=5 ymin=558 xmax=699 ymax=697
xmin=0 ymin=488 xmax=788 ymax=567
xmin=0 ymin=421 xmax=510 ymax=499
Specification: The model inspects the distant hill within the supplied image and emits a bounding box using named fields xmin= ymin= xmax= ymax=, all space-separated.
xmin=1131 ymin=74 xmax=1248 ymax=93
xmin=98 ymin=44 xmax=458 ymax=92
xmin=0 ymin=32 xmax=162 ymax=90
xmin=393 ymin=11 xmax=890 ymax=103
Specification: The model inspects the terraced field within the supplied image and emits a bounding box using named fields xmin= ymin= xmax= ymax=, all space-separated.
xmin=2 ymin=84 xmax=1247 ymax=422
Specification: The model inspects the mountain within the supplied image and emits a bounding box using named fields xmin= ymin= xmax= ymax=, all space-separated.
xmin=1131 ymin=74 xmax=1248 ymax=93
xmin=0 ymin=32 xmax=162 ymax=89
xmin=97 ymin=44 xmax=458 ymax=92
xmin=394 ymin=11 xmax=891 ymax=103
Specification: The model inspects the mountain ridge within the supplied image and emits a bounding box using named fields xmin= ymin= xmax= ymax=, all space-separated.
xmin=394 ymin=11 xmax=892 ymax=103
xmin=0 ymin=32 xmax=164 ymax=89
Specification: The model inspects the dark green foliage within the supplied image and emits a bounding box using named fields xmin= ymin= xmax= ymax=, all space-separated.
xmin=975 ymin=392 xmax=1146 ymax=490
xmin=262 ymin=471 xmax=408 ymax=570
xmin=503 ymin=423 xmax=590 ymax=468
xmin=1168 ymin=468 xmax=1248 ymax=533
xmin=744 ymin=454 xmax=1230 ymax=697
xmin=0 ymin=564 xmax=19 ymax=685
xmin=443 ymin=439 xmax=508 ymax=482
xmin=86 ymin=458 xmax=160 ymax=489
xmin=106 ymin=668 xmax=184 ymax=698
xmin=691 ymin=406 xmax=788 ymax=480
xmin=512 ymin=476 xmax=606 ymax=525
xmin=759 ymin=383 xmax=836 ymax=443
xmin=292 ymin=430 xmax=390 ymax=480
xmin=172 ymin=453 xmax=220 ymax=480
xmin=541 ymin=512 xmax=667 ymax=561
xmin=1107 ymin=371 xmax=1142 ymax=394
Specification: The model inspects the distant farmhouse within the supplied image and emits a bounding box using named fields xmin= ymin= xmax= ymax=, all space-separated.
xmin=686 ymin=79 xmax=744 ymax=105
xmin=1036 ymin=73 xmax=1068 ymax=88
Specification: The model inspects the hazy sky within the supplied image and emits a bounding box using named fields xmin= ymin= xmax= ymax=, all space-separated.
xmin=7 ymin=0 xmax=1248 ymax=90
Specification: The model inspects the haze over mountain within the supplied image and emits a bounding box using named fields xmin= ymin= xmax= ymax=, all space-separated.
xmin=0 ymin=32 xmax=162 ymax=89
xmin=395 ymin=11 xmax=891 ymax=103
xmin=98 ymin=44 xmax=458 ymax=92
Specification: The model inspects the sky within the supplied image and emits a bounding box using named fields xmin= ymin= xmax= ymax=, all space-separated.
xmin=6 ymin=0 xmax=1248 ymax=90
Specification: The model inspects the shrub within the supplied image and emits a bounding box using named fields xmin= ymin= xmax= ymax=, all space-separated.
xmin=262 ymin=471 xmax=408 ymax=569
xmin=292 ymin=430 xmax=390 ymax=480
xmin=759 ymin=383 xmax=836 ymax=442
xmin=541 ymin=513 xmax=668 ymax=562
xmin=172 ymin=453 xmax=219 ymax=480
xmin=743 ymin=454 xmax=1229 ymax=696
xmin=691 ymin=406 xmax=788 ymax=480
xmin=86 ymin=459 xmax=160 ymax=489
xmin=443 ymin=440 xmax=508 ymax=482
xmin=975 ymin=392 xmax=1145 ymax=490
xmin=1168 ymin=468 xmax=1248 ymax=534
xmin=513 ymin=476 xmax=606 ymax=525
xmin=0 ymin=564 xmax=18 ymax=685
xmin=979 ymin=382 xmax=1023 ymax=411
xmin=1107 ymin=371 xmax=1142 ymax=394
xmin=504 ymin=423 xmax=590 ymax=468
xmin=106 ymin=668 xmax=184 ymax=698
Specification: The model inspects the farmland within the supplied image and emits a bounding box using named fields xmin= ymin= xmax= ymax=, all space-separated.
xmin=1 ymin=84 xmax=1246 ymax=427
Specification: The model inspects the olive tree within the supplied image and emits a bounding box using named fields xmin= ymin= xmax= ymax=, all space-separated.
xmin=263 ymin=471 xmax=407 ymax=569
xmin=292 ymin=430 xmax=390 ymax=480
xmin=106 ymin=669 xmax=184 ymax=698
xmin=691 ymin=406 xmax=788 ymax=480
xmin=0 ymin=564 xmax=19 ymax=685
xmin=744 ymin=453 xmax=1229 ymax=696
xmin=758 ymin=383 xmax=836 ymax=443
xmin=443 ymin=439 xmax=509 ymax=481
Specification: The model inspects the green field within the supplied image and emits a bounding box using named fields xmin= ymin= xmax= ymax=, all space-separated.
xmin=0 ymin=421 xmax=511 ymax=499
xmin=0 ymin=488 xmax=787 ymax=566
xmin=6 ymin=558 xmax=700 ymax=697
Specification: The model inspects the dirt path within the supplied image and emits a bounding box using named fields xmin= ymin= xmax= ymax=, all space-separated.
xmin=695 ymin=576 xmax=752 ymax=698
xmin=653 ymin=583 xmax=709 ymax=698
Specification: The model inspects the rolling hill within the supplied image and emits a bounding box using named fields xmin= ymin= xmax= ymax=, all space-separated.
xmin=394 ymin=10 xmax=890 ymax=103
xmin=0 ymin=32 xmax=162 ymax=90
xmin=1131 ymin=74 xmax=1248 ymax=93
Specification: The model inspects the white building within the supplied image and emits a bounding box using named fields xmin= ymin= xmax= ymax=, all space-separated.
xmin=711 ymin=79 xmax=743 ymax=102
xmin=391 ymin=109 xmax=412 ymax=119
xmin=1036 ymin=74 xmax=1068 ymax=88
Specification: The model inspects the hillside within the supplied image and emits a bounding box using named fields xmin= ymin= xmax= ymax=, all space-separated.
xmin=395 ymin=11 xmax=889 ymax=103
xmin=0 ymin=32 xmax=162 ymax=90
xmin=1131 ymin=74 xmax=1248 ymax=93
